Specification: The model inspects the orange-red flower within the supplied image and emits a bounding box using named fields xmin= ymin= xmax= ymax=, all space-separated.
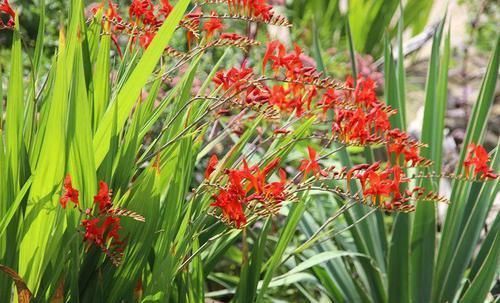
xmin=386 ymin=129 xmax=425 ymax=166
xmin=464 ymin=143 xmax=498 ymax=179
xmin=249 ymin=0 xmax=273 ymax=21
xmin=299 ymin=146 xmax=328 ymax=178
xmin=129 ymin=0 xmax=157 ymax=26
xmin=261 ymin=168 xmax=287 ymax=204
xmin=205 ymin=154 xmax=219 ymax=179
xmin=60 ymin=174 xmax=80 ymax=209
xmin=203 ymin=12 xmax=224 ymax=38
xmin=211 ymin=185 xmax=247 ymax=228
xmin=263 ymin=40 xmax=287 ymax=74
xmin=94 ymin=181 xmax=112 ymax=212
xmin=210 ymin=157 xmax=287 ymax=227
xmin=82 ymin=218 xmax=105 ymax=246
xmin=213 ymin=62 xmax=254 ymax=91
xmin=227 ymin=0 xmax=273 ymax=21
xmin=139 ymin=31 xmax=155 ymax=49
xmin=318 ymin=88 xmax=338 ymax=113
xmin=159 ymin=0 xmax=173 ymax=18
xmin=82 ymin=216 xmax=122 ymax=248
xmin=0 ymin=0 xmax=15 ymax=28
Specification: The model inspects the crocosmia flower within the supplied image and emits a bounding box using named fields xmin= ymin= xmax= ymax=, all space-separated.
xmin=299 ymin=146 xmax=328 ymax=178
xmin=94 ymin=181 xmax=112 ymax=212
xmin=203 ymin=12 xmax=224 ymax=38
xmin=60 ymin=174 xmax=80 ymax=209
xmin=205 ymin=154 xmax=219 ymax=179
xmin=0 ymin=0 xmax=15 ymax=28
xmin=464 ymin=143 xmax=498 ymax=179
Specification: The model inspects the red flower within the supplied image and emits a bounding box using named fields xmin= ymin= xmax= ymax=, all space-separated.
xmin=245 ymin=86 xmax=270 ymax=105
xmin=386 ymin=129 xmax=426 ymax=166
xmin=299 ymin=146 xmax=328 ymax=178
xmin=352 ymin=164 xmax=410 ymax=207
xmin=249 ymin=0 xmax=273 ymax=21
xmin=210 ymin=158 xmax=287 ymax=227
xmin=262 ymin=40 xmax=287 ymax=74
xmin=81 ymin=216 xmax=122 ymax=247
xmin=94 ymin=181 xmax=112 ymax=212
xmin=261 ymin=168 xmax=287 ymax=204
xmin=367 ymin=104 xmax=392 ymax=135
xmin=205 ymin=154 xmax=219 ymax=179
xmin=363 ymin=170 xmax=391 ymax=201
xmin=203 ymin=12 xmax=224 ymax=38
xmin=388 ymin=165 xmax=409 ymax=201
xmin=139 ymin=31 xmax=155 ymax=49
xmin=464 ymin=143 xmax=498 ymax=179
xmin=82 ymin=218 xmax=105 ymax=246
xmin=318 ymin=89 xmax=338 ymax=113
xmin=354 ymin=76 xmax=378 ymax=108
xmin=211 ymin=189 xmax=247 ymax=228
xmin=60 ymin=174 xmax=80 ymax=209
xmin=129 ymin=0 xmax=157 ymax=26
xmin=346 ymin=162 xmax=380 ymax=191
xmin=227 ymin=0 xmax=273 ymax=21
xmin=269 ymin=85 xmax=289 ymax=109
xmin=213 ymin=62 xmax=253 ymax=91
xmin=0 ymin=0 xmax=15 ymax=28
xmin=333 ymin=107 xmax=376 ymax=144
xmin=102 ymin=216 xmax=122 ymax=241
xmin=0 ymin=0 xmax=14 ymax=18
xmin=159 ymin=0 xmax=173 ymax=18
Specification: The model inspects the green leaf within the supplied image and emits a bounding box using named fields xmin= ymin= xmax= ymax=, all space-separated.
xmin=411 ymin=18 xmax=448 ymax=303
xmin=460 ymin=231 xmax=500 ymax=303
xmin=0 ymin=178 xmax=32 ymax=237
xmin=91 ymin=33 xmax=111 ymax=132
xmin=256 ymin=196 xmax=309 ymax=302
xmin=5 ymin=15 xmax=24 ymax=195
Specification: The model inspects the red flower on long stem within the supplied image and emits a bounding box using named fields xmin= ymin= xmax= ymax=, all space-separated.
xmin=464 ymin=143 xmax=498 ymax=179
xmin=60 ymin=174 xmax=80 ymax=209
xmin=299 ymin=146 xmax=328 ymax=178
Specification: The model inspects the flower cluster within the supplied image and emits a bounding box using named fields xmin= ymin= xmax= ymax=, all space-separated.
xmin=209 ymin=36 xmax=498 ymax=223
xmin=0 ymin=0 xmax=15 ymax=29
xmin=226 ymin=0 xmax=273 ymax=21
xmin=60 ymin=175 xmax=144 ymax=266
xmin=346 ymin=163 xmax=416 ymax=212
xmin=91 ymin=0 xmax=283 ymax=52
xmin=205 ymin=156 xmax=287 ymax=227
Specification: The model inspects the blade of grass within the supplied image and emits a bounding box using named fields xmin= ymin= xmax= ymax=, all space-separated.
xmin=255 ymin=195 xmax=310 ymax=302
xmin=460 ymin=231 xmax=500 ymax=303
xmin=384 ymin=13 xmax=412 ymax=303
